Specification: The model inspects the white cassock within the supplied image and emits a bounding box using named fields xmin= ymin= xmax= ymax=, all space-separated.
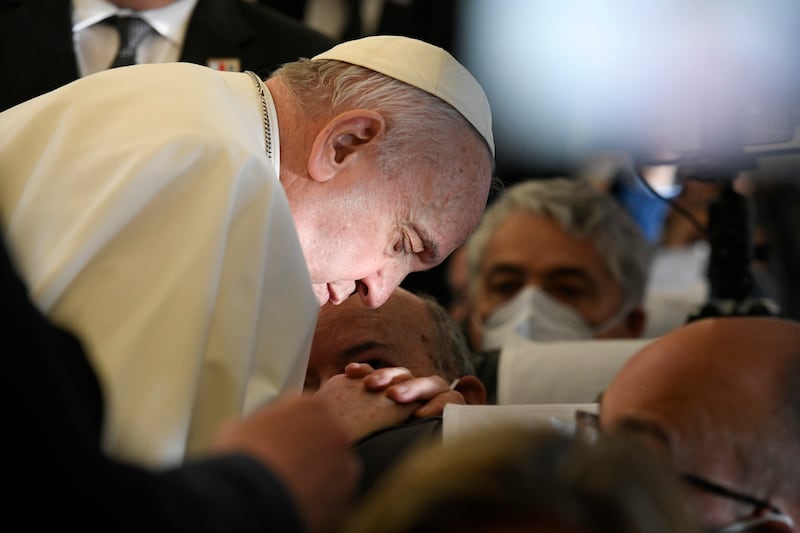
xmin=0 ymin=63 xmax=318 ymax=467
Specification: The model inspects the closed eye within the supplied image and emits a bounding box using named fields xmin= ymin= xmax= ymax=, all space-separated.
xmin=338 ymin=341 xmax=398 ymax=371
xmin=391 ymin=225 xmax=439 ymax=266
xmin=546 ymin=282 xmax=592 ymax=301
xmin=405 ymin=232 xmax=423 ymax=254
xmin=393 ymin=232 xmax=422 ymax=255
xmin=488 ymin=279 xmax=525 ymax=297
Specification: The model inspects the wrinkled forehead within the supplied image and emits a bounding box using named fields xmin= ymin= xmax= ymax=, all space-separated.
xmin=316 ymin=289 xmax=425 ymax=332
xmin=316 ymin=296 xmax=376 ymax=328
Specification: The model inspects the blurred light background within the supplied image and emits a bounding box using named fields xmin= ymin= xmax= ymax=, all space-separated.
xmin=455 ymin=0 xmax=800 ymax=177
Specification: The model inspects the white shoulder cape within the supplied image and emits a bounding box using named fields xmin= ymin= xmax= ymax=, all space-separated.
xmin=0 ymin=63 xmax=317 ymax=467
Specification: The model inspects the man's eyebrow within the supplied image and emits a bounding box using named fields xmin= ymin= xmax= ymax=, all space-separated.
xmin=340 ymin=341 xmax=392 ymax=359
xmin=484 ymin=264 xmax=595 ymax=284
xmin=544 ymin=266 xmax=595 ymax=284
xmin=423 ymin=238 xmax=440 ymax=264
xmin=485 ymin=263 xmax=526 ymax=277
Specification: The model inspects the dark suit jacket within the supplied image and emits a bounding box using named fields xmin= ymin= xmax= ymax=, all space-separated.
xmin=2 ymin=234 xmax=306 ymax=531
xmin=354 ymin=416 xmax=443 ymax=498
xmin=0 ymin=0 xmax=334 ymax=111
xmin=258 ymin=0 xmax=459 ymax=50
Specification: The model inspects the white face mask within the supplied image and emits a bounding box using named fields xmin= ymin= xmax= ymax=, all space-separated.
xmin=479 ymin=286 xmax=628 ymax=350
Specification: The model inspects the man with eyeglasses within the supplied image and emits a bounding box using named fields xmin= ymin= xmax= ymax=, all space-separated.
xmin=597 ymin=316 xmax=800 ymax=532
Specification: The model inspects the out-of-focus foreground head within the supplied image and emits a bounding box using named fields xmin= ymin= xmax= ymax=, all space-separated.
xmin=306 ymin=287 xmax=485 ymax=404
xmin=344 ymin=425 xmax=699 ymax=533
xmin=601 ymin=317 xmax=800 ymax=532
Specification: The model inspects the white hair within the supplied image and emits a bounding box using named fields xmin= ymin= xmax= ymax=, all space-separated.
xmin=272 ymin=59 xmax=492 ymax=178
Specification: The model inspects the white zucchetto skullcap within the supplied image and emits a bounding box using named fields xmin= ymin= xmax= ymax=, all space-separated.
xmin=312 ymin=35 xmax=495 ymax=156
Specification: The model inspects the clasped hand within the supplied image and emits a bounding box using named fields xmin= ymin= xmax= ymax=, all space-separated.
xmin=312 ymin=362 xmax=464 ymax=442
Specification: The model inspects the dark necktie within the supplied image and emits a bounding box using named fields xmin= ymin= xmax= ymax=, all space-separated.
xmin=109 ymin=15 xmax=153 ymax=68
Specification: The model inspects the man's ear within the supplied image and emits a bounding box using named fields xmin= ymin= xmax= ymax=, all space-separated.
xmin=307 ymin=109 xmax=385 ymax=183
xmin=454 ymin=375 xmax=487 ymax=405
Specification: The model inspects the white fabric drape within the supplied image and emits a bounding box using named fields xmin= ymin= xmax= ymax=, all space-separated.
xmin=0 ymin=63 xmax=317 ymax=467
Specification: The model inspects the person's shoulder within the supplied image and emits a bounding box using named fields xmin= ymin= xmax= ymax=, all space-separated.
xmin=354 ymin=417 xmax=443 ymax=497
xmin=76 ymin=62 xmax=227 ymax=89
xmin=356 ymin=416 xmax=444 ymax=447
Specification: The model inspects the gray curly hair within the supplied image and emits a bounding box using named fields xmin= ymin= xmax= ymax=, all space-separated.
xmin=466 ymin=178 xmax=653 ymax=314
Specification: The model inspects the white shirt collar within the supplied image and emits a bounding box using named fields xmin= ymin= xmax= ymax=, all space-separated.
xmin=72 ymin=0 xmax=198 ymax=46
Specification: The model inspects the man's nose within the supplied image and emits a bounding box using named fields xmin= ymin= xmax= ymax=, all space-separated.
xmin=356 ymin=269 xmax=408 ymax=308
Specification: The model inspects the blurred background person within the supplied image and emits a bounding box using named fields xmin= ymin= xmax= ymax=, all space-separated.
xmin=0 ymin=0 xmax=334 ymax=112
xmin=609 ymin=161 xmax=785 ymax=336
xmin=465 ymin=177 xmax=652 ymax=352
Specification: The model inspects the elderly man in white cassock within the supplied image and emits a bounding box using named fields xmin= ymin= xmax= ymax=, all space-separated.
xmin=0 ymin=35 xmax=495 ymax=468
